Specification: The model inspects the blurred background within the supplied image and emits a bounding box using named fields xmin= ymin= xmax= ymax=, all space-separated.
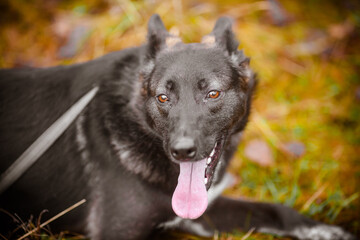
xmin=0 ymin=0 xmax=359 ymax=239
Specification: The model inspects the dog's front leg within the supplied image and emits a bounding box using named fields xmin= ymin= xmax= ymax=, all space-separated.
xmin=174 ymin=196 xmax=354 ymax=240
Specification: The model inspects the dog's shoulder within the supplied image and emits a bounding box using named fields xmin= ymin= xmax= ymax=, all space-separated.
xmin=0 ymin=46 xmax=144 ymax=170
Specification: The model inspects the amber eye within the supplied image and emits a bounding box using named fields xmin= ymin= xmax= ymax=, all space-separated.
xmin=207 ymin=90 xmax=220 ymax=99
xmin=157 ymin=94 xmax=169 ymax=103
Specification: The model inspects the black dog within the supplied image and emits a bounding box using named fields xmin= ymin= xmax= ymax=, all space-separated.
xmin=0 ymin=15 xmax=354 ymax=240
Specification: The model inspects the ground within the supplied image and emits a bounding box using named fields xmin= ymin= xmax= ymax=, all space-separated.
xmin=0 ymin=0 xmax=359 ymax=239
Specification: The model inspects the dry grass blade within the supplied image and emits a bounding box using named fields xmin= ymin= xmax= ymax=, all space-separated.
xmin=0 ymin=233 xmax=7 ymax=240
xmin=241 ymin=227 xmax=255 ymax=240
xmin=252 ymin=111 xmax=283 ymax=149
xmin=17 ymin=199 xmax=86 ymax=240
xmin=301 ymin=184 xmax=328 ymax=212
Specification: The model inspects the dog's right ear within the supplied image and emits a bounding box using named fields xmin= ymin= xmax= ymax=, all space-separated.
xmin=146 ymin=14 xmax=168 ymax=60
xmin=140 ymin=15 xmax=181 ymax=97
xmin=145 ymin=14 xmax=181 ymax=61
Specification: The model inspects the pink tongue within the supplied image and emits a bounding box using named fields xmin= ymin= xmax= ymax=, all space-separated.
xmin=171 ymin=158 xmax=208 ymax=219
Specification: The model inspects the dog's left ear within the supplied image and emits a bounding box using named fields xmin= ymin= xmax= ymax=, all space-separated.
xmin=202 ymin=17 xmax=250 ymax=70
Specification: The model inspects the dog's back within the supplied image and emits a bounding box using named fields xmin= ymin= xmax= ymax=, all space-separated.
xmin=0 ymin=48 xmax=140 ymax=171
xmin=0 ymin=48 xmax=147 ymax=235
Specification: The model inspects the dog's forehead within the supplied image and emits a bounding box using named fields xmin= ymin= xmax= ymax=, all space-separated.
xmin=152 ymin=47 xmax=233 ymax=88
xmin=159 ymin=46 xmax=228 ymax=68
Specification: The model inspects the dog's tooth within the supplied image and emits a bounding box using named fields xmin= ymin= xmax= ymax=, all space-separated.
xmin=204 ymin=178 xmax=208 ymax=184
xmin=210 ymin=148 xmax=215 ymax=157
xmin=207 ymin=158 xmax=211 ymax=165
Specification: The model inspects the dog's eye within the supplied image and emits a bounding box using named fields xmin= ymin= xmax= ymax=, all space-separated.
xmin=207 ymin=90 xmax=220 ymax=99
xmin=157 ymin=94 xmax=169 ymax=103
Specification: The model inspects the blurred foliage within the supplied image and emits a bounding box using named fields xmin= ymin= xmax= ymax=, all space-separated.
xmin=0 ymin=0 xmax=359 ymax=239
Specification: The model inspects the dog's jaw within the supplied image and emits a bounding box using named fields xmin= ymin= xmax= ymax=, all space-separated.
xmin=204 ymin=138 xmax=224 ymax=190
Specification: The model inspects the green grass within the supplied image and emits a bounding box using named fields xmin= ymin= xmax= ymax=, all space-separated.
xmin=0 ymin=0 xmax=359 ymax=239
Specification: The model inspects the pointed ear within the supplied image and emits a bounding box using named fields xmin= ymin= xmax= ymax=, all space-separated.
xmin=146 ymin=14 xmax=181 ymax=60
xmin=146 ymin=14 xmax=168 ymax=59
xmin=236 ymin=50 xmax=252 ymax=82
xmin=202 ymin=17 xmax=239 ymax=55
xmin=202 ymin=17 xmax=252 ymax=79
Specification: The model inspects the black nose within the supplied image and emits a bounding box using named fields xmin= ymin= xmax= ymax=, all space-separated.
xmin=170 ymin=137 xmax=197 ymax=161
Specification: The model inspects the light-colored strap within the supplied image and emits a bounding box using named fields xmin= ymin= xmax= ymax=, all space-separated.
xmin=0 ymin=86 xmax=99 ymax=194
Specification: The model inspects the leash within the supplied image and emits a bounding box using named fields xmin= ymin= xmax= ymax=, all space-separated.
xmin=0 ymin=86 xmax=99 ymax=194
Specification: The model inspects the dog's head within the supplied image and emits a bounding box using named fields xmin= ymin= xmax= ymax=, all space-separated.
xmin=139 ymin=14 xmax=255 ymax=219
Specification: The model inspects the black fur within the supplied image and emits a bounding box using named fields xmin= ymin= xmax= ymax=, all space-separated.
xmin=0 ymin=15 xmax=354 ymax=240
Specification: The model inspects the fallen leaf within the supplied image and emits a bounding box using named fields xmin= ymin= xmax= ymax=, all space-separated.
xmin=328 ymin=21 xmax=354 ymax=40
xmin=58 ymin=25 xmax=91 ymax=59
xmin=267 ymin=0 xmax=290 ymax=26
xmin=284 ymin=141 xmax=305 ymax=158
xmin=244 ymin=139 xmax=274 ymax=167
xmin=355 ymin=86 xmax=360 ymax=102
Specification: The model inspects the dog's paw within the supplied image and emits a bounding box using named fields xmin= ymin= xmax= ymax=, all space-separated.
xmin=259 ymin=224 xmax=355 ymax=240
xmin=290 ymin=224 xmax=355 ymax=240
